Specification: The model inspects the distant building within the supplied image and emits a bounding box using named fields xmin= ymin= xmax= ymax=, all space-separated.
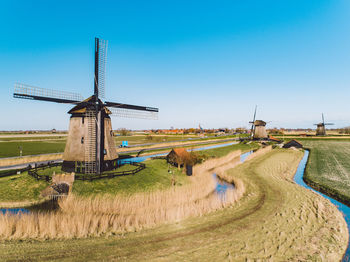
xmin=283 ymin=139 xmax=303 ymax=149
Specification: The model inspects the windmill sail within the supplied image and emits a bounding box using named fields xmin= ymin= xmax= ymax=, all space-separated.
xmin=106 ymin=101 xmax=158 ymax=119
xmin=14 ymin=83 xmax=83 ymax=104
xmin=94 ymin=38 xmax=108 ymax=99
xmin=109 ymin=107 xmax=158 ymax=120
xmin=250 ymin=105 xmax=257 ymax=139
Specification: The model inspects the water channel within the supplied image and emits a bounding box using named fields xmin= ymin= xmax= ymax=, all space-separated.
xmin=294 ymin=150 xmax=350 ymax=261
xmin=118 ymin=141 xmax=238 ymax=164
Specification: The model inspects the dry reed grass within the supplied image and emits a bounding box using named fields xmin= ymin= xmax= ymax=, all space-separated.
xmin=0 ymin=153 xmax=62 ymax=167
xmin=0 ymin=148 xmax=272 ymax=240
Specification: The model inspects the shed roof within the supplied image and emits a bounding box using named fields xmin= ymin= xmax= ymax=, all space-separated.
xmin=169 ymin=148 xmax=191 ymax=158
xmin=283 ymin=139 xmax=303 ymax=148
xmin=269 ymin=135 xmax=282 ymax=143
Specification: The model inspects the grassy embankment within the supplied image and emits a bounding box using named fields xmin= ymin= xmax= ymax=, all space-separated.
xmin=0 ymin=149 xmax=347 ymax=261
xmin=0 ymin=174 xmax=47 ymax=202
xmin=302 ymin=140 xmax=350 ymax=207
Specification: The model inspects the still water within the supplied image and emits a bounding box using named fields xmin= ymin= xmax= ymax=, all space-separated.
xmin=0 ymin=208 xmax=30 ymax=215
xmin=213 ymin=150 xmax=253 ymax=196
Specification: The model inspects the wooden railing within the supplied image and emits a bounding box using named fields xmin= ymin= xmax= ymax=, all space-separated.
xmin=0 ymin=165 xmax=32 ymax=178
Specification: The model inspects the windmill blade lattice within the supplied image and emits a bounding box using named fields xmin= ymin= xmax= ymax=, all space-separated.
xmin=95 ymin=38 xmax=108 ymax=99
xmin=109 ymin=107 xmax=158 ymax=120
xmin=14 ymin=83 xmax=83 ymax=104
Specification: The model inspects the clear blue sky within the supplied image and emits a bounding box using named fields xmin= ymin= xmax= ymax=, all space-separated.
xmin=1 ymin=0 xmax=349 ymax=130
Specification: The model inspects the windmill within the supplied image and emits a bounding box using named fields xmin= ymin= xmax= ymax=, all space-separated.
xmin=199 ymin=123 xmax=204 ymax=132
xmin=314 ymin=113 xmax=333 ymax=136
xmin=13 ymin=37 xmax=158 ymax=175
xmin=249 ymin=106 xmax=268 ymax=140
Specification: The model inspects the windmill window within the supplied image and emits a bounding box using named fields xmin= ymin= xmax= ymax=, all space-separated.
xmin=81 ymin=137 xmax=84 ymax=144
xmin=110 ymin=130 xmax=113 ymax=137
xmin=82 ymin=117 xmax=84 ymax=124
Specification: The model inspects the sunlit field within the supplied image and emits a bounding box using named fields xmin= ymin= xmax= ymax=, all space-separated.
xmin=303 ymin=140 xmax=350 ymax=206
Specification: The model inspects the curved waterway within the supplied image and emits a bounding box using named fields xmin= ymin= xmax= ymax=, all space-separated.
xmin=294 ymin=150 xmax=350 ymax=261
xmin=213 ymin=151 xmax=253 ymax=196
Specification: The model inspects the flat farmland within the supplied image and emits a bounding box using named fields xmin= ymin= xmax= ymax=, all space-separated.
xmin=0 ymin=141 xmax=66 ymax=158
xmin=303 ymin=140 xmax=350 ymax=205
xmin=0 ymin=135 xmax=235 ymax=158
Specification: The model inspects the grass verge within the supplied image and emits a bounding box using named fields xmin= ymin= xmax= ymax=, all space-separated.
xmin=303 ymin=140 xmax=350 ymax=207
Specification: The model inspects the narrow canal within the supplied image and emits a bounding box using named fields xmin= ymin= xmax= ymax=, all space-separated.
xmin=118 ymin=141 xmax=238 ymax=164
xmin=294 ymin=150 xmax=350 ymax=261
xmin=213 ymin=150 xmax=253 ymax=196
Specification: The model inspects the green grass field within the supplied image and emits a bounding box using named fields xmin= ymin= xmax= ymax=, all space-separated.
xmin=0 ymin=141 xmax=66 ymax=158
xmin=114 ymin=135 xmax=199 ymax=145
xmin=0 ymin=173 xmax=48 ymax=202
xmin=303 ymin=140 xmax=350 ymax=206
xmin=0 ymin=135 xmax=236 ymax=158
xmin=0 ymin=136 xmax=66 ymax=141
xmin=0 ymin=160 xmax=187 ymax=202
xmin=0 ymin=149 xmax=346 ymax=261
xmin=73 ymin=160 xmax=189 ymax=196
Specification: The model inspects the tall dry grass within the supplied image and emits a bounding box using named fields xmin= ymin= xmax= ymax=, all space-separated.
xmin=0 ymin=148 xmax=274 ymax=240
xmin=0 ymin=153 xmax=62 ymax=167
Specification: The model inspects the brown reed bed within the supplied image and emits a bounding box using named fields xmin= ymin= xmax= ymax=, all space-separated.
xmin=0 ymin=148 xmax=271 ymax=240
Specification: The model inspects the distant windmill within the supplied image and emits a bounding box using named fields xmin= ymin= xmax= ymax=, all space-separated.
xmin=13 ymin=37 xmax=159 ymax=175
xmin=314 ymin=113 xmax=333 ymax=136
xmin=249 ymin=106 xmax=268 ymax=140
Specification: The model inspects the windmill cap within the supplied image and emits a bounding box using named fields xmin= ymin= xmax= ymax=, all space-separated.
xmin=254 ymin=120 xmax=266 ymax=126
xmin=68 ymin=95 xmax=111 ymax=115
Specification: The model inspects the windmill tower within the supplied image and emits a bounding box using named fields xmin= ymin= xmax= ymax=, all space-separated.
xmin=314 ymin=113 xmax=333 ymax=136
xmin=13 ymin=37 xmax=158 ymax=174
xmin=199 ymin=123 xmax=204 ymax=133
xmin=249 ymin=106 xmax=268 ymax=140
